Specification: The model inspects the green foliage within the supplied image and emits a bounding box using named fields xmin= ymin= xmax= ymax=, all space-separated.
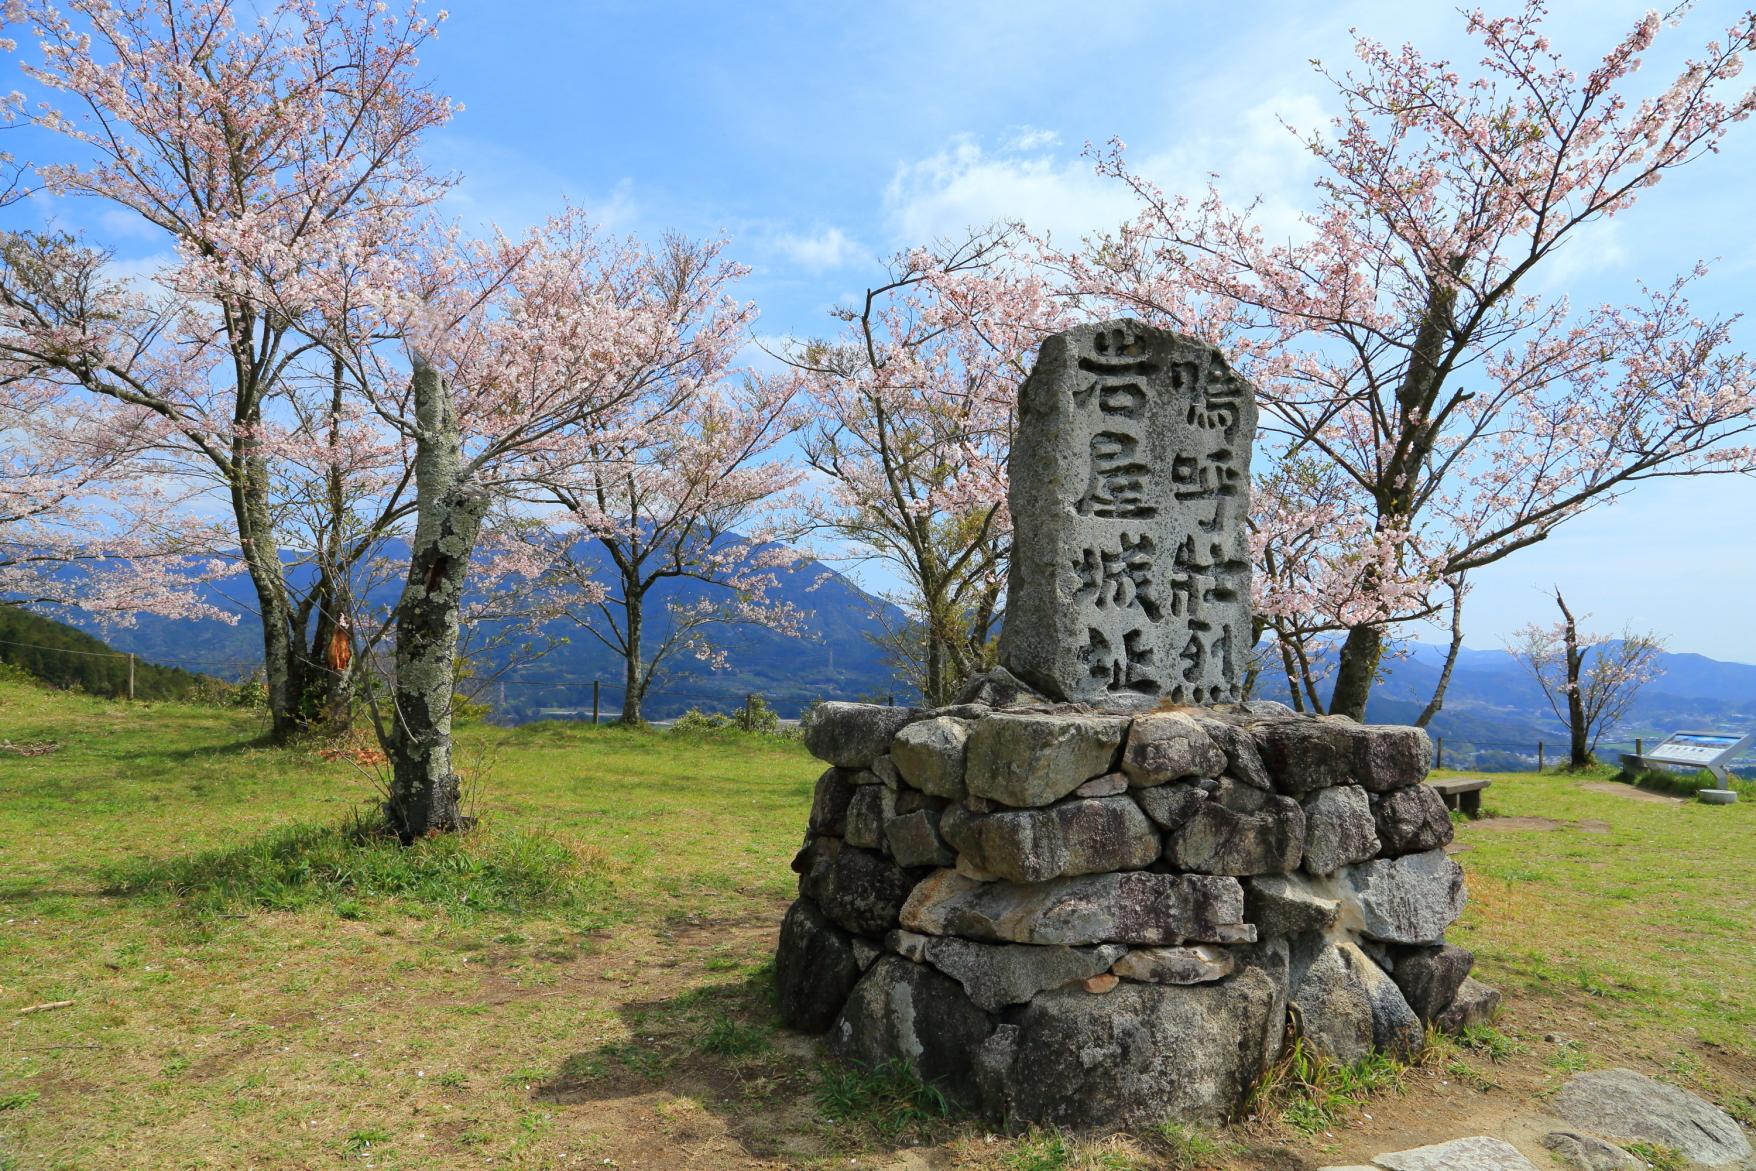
xmin=1624 ymin=766 xmax=1756 ymax=800
xmin=733 ymin=692 xmax=780 ymax=734
xmin=1251 ymin=1037 xmax=1406 ymax=1134
xmin=0 ymin=1091 xmax=39 ymax=1112
xmin=1151 ymin=1121 xmax=1228 ymax=1170
xmin=105 ymin=810 xmax=612 ymax=924
xmin=0 ymin=606 xmax=221 ymax=700
xmin=694 ymin=1013 xmax=769 ymax=1057
xmin=1452 ymin=1023 xmax=1523 ymax=1063
xmin=670 ymin=693 xmax=790 ymax=739
xmin=1623 ymin=1141 xmax=1687 ymax=1170
xmin=671 ymin=706 xmax=734 ymax=733
xmin=813 ymin=1059 xmax=950 ymax=1140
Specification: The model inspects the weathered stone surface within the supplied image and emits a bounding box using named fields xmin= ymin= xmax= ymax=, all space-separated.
xmin=1121 ymin=712 xmax=1228 ymax=787
xmin=867 ymin=755 xmax=902 ymax=788
xmin=954 ymin=852 xmax=1000 ymax=882
xmin=1110 ymin=944 xmax=1235 ymax=985
xmin=1343 ymin=849 xmax=1466 ymax=944
xmin=1163 ymin=791 xmax=1305 ymax=876
xmin=1389 ymin=943 xmax=1473 ymax=1024
xmin=1083 ymin=973 xmax=1119 ymax=994
xmin=1301 ymin=784 xmax=1381 ymax=874
xmin=1353 ymin=944 xmax=1424 ymax=1059
xmin=965 ymin=712 xmax=1129 ymax=807
xmin=890 ymin=716 xmax=972 ymax=800
xmin=1074 ymin=771 xmax=1129 ymax=798
xmin=852 ymin=937 xmax=882 ymax=970
xmin=800 ymin=838 xmax=917 ymax=937
xmin=973 ymin=965 xmax=1283 ymax=1129
xmin=805 ymin=702 xmax=915 ymax=768
xmin=831 ymin=956 xmax=995 ymax=1107
xmin=1553 ymin=1068 xmax=1753 ymax=1167
xmin=997 ymin=320 xmax=1257 ymax=707
xmin=1373 ymin=1136 xmax=1539 ymax=1171
xmin=1194 ymin=714 xmax=1274 ymax=790
xmin=1291 ymin=943 xmax=1374 ymax=1063
xmin=1351 ymin=724 xmax=1431 ymax=793
xmin=1372 ymin=785 xmax=1454 ymax=856
xmin=1540 ymin=1132 xmax=1642 ymax=1171
xmin=899 ymin=868 xmax=1253 ymax=946
xmin=775 ymin=898 xmax=863 ymax=1032
xmin=808 ymin=768 xmax=858 ymax=836
xmin=844 ymin=783 xmax=895 ymax=851
xmin=939 ymin=796 xmax=1159 ymax=883
xmin=894 ymin=787 xmax=945 ymax=816
xmin=1433 ymin=977 xmax=1501 ymax=1034
xmin=1133 ymin=779 xmax=1211 ymax=831
xmin=1245 ymin=872 xmax=1341 ymax=937
xmin=955 ymin=665 xmax=1042 ymax=709
xmin=1251 ymin=719 xmax=1355 ymax=794
xmin=889 ymin=931 xmax=1126 ymax=1012
xmin=884 ymin=808 xmax=955 ymax=869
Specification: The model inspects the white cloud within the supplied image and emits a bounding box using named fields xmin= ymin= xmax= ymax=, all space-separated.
xmin=773 ymin=226 xmax=861 ymax=272
xmin=1002 ymin=126 xmax=1061 ymax=152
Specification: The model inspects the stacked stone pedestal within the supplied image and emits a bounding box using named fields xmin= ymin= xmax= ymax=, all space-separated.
xmin=776 ymin=681 xmax=1500 ymax=1131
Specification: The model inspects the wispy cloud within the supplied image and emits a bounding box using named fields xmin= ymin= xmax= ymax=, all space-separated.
xmin=773 ymin=226 xmax=862 ymax=272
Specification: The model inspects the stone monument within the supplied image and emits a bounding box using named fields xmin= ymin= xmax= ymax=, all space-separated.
xmin=774 ymin=320 xmax=1496 ymax=1131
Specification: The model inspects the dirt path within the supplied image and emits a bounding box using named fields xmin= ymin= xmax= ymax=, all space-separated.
xmin=1579 ymin=781 xmax=1684 ymax=805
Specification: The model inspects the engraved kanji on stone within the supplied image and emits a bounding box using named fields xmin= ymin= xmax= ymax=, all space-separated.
xmin=1078 ymin=431 xmax=1156 ymax=519
xmin=1171 ymin=448 xmax=1242 ymax=501
xmin=1070 ymin=533 xmax=1161 ymax=621
xmin=1081 ymin=627 xmax=1160 ymax=695
xmin=1187 ymin=372 xmax=1247 ymax=436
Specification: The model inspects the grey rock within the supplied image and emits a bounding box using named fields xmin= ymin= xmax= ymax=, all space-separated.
xmin=1133 ymin=780 xmax=1211 ymax=831
xmin=1351 ymin=724 xmax=1431 ymax=793
xmin=899 ymin=868 xmax=1253 ymax=947
xmin=965 ymin=712 xmax=1129 ymax=807
xmin=807 ymin=767 xmax=859 ymax=836
xmin=1121 ymin=712 xmax=1228 ymax=787
xmin=1074 ymin=771 xmax=1129 ymax=798
xmin=890 ymin=716 xmax=972 ymax=800
xmin=997 ymin=321 xmax=1257 ymax=708
xmin=1541 ymin=1132 xmax=1642 ymax=1171
xmin=1291 ymin=942 xmax=1374 ymax=1063
xmin=938 ymin=795 xmax=1160 ymax=883
xmin=973 ymin=964 xmax=1284 ymax=1129
xmin=1194 ymin=714 xmax=1275 ymax=790
xmin=1301 ymin=784 xmax=1381 ymax=874
xmin=844 ymin=783 xmax=896 ymax=851
xmin=1343 ymin=849 xmax=1467 ymax=944
xmin=1553 ymin=1068 xmax=1753 ymax=1167
xmin=954 ymin=665 xmax=1043 ymax=709
xmin=1389 ymin=943 xmax=1474 ymax=1024
xmin=804 ymin=701 xmax=915 ymax=768
xmin=800 ymin=838 xmax=917 ymax=937
xmin=867 ymin=755 xmax=903 ymax=788
xmin=1373 ymin=1136 xmax=1539 ymax=1171
xmin=894 ymin=787 xmax=946 ymax=816
xmin=954 ymin=852 xmax=1000 ymax=882
xmin=775 ymin=898 xmax=863 ymax=1032
xmin=1372 ymin=785 xmax=1454 ymax=856
xmin=830 ymin=955 xmax=995 ymax=1108
xmin=894 ymin=932 xmax=1126 ymax=1012
xmin=1433 ymin=977 xmax=1502 ymax=1034
xmin=851 ymin=937 xmax=882 ymax=971
xmin=884 ymin=808 xmax=956 ymax=869
xmin=1353 ymin=943 xmax=1424 ymax=1059
xmin=1110 ymin=944 xmax=1235 ymax=985
xmin=1245 ymin=872 xmax=1341 ymax=936
xmin=1163 ymin=791 xmax=1305 ymax=876
xmin=1251 ymin=718 xmax=1355 ymax=795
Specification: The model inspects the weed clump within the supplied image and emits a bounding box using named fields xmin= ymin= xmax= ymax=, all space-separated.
xmin=1249 ymin=1037 xmax=1406 ymax=1134
xmin=813 ymin=1058 xmax=951 ymax=1141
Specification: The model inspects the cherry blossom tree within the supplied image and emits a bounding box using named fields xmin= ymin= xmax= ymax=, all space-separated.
xmin=790 ymin=229 xmax=1070 ymax=706
xmin=1510 ymin=588 xmax=1664 ymax=767
xmin=1069 ymin=2 xmax=1756 ymax=720
xmin=2 ymin=0 xmax=451 ymax=739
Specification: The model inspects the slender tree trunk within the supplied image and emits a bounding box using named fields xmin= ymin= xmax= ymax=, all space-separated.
xmin=1415 ymin=580 xmax=1467 ymax=728
xmin=236 ymin=450 xmax=302 ymax=741
xmin=381 ymin=361 xmax=488 ymax=842
xmin=1329 ymin=624 xmax=1382 ymax=721
xmin=1555 ymin=591 xmax=1592 ymax=767
xmin=621 ymin=586 xmax=645 ymax=725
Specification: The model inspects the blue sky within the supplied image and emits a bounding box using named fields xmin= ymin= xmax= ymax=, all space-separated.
xmin=12 ymin=0 xmax=1756 ymax=661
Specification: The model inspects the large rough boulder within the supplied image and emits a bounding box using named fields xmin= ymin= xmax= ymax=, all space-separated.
xmin=774 ymin=898 xmax=863 ymax=1032
xmin=1372 ymin=785 xmax=1454 ymax=856
xmin=1388 ymin=943 xmax=1473 ymax=1024
xmin=800 ymin=838 xmax=917 ymax=936
xmin=1110 ymin=944 xmax=1235 ymax=985
xmin=1349 ymin=724 xmax=1430 ymax=793
xmin=1343 ymin=849 xmax=1466 ymax=944
xmin=972 ymin=965 xmax=1285 ymax=1129
xmin=1540 ymin=1132 xmax=1643 ymax=1171
xmin=1301 ymin=784 xmax=1381 ymax=874
xmin=888 ymin=929 xmax=1125 ymax=1012
xmin=1433 ymin=977 xmax=1501 ymax=1033
xmin=1245 ymin=873 xmax=1341 ymax=936
xmin=1292 ymin=942 xmax=1421 ymax=1063
xmin=1120 ymin=712 xmax=1227 ymax=787
xmin=965 ymin=712 xmax=1129 ymax=807
xmin=830 ymin=956 xmax=996 ymax=1107
xmin=899 ymin=868 xmax=1253 ymax=946
xmin=807 ymin=768 xmax=859 ymax=836
xmin=1163 ymin=791 xmax=1306 ymax=876
xmin=1552 ymin=1068 xmax=1753 ymax=1167
xmin=884 ymin=808 xmax=956 ymax=869
xmin=1193 ymin=714 xmax=1274 ymax=790
xmin=939 ymin=795 xmax=1159 ymax=883
xmin=805 ymin=702 xmax=915 ymax=768
xmin=889 ymin=716 xmax=972 ymax=799
xmin=1251 ymin=718 xmax=1355 ymax=794
xmin=843 ymin=783 xmax=896 ymax=850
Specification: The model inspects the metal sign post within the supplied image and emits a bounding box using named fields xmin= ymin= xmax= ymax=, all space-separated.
xmin=1622 ymin=728 xmax=1753 ymax=803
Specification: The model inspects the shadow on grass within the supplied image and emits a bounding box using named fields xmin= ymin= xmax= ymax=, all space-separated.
xmin=101 ymin=810 xmax=617 ymax=925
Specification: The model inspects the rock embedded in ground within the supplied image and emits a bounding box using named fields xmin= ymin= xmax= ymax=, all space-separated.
xmin=939 ymin=795 xmax=1160 ymax=883
xmin=1343 ymin=848 xmax=1466 ymax=944
xmin=1433 ymin=977 xmax=1501 ymax=1034
xmin=1251 ymin=719 xmax=1355 ymax=794
xmin=1245 ymin=872 xmax=1341 ymax=936
xmin=1120 ymin=712 xmax=1227 ymax=787
xmin=774 ymin=898 xmax=863 ymax=1032
xmin=830 ymin=955 xmax=995 ymax=1107
xmin=884 ymin=808 xmax=956 ymax=869
xmin=1372 ymin=784 xmax=1454 ymax=856
xmin=889 ymin=716 xmax=972 ymax=799
xmin=1301 ymin=784 xmax=1381 ymax=874
xmin=1110 ymin=944 xmax=1235 ymax=985
xmin=800 ymin=838 xmax=917 ymax=937
xmin=1291 ymin=942 xmax=1375 ymax=1063
xmin=1353 ymin=943 xmax=1424 ymax=1059
xmin=804 ymin=701 xmax=916 ymax=768
xmin=1540 ymin=1132 xmax=1642 ymax=1171
xmin=1552 ymin=1068 xmax=1753 ymax=1167
xmin=1388 ymin=943 xmax=1473 ymax=1024
xmin=964 ymin=712 xmax=1130 ymax=807
xmin=899 ymin=868 xmax=1253 ymax=946
xmin=1163 ymin=791 xmax=1305 ymax=876
xmin=888 ymin=930 xmax=1126 ymax=1012
xmin=1372 ymin=1136 xmax=1540 ymax=1171
xmin=973 ymin=964 xmax=1284 ymax=1129
xmin=807 ymin=767 xmax=859 ymax=836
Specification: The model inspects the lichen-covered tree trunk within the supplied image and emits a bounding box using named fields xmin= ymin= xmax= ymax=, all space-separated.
xmin=234 ymin=450 xmax=304 ymax=742
xmin=381 ymin=360 xmax=488 ymax=841
xmin=620 ymin=588 xmax=645 ymax=725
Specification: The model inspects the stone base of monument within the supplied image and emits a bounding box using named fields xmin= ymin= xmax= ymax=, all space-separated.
xmin=1697 ymin=788 xmax=1738 ymax=805
xmin=774 ymin=673 xmax=1498 ymax=1131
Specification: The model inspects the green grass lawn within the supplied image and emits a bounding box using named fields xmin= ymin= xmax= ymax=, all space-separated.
xmin=2 ymin=673 xmax=1751 ymax=1169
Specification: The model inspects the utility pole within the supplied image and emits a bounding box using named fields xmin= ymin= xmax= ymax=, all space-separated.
xmin=1538 ymin=741 xmax=1545 ymax=771
xmin=1434 ymin=736 xmax=1443 ymax=770
xmin=127 ymin=653 xmax=135 ymax=701
xmin=592 ymin=679 xmax=600 ymax=725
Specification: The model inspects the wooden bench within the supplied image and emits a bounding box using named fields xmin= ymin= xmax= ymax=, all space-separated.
xmin=1427 ymin=777 xmax=1490 ymax=817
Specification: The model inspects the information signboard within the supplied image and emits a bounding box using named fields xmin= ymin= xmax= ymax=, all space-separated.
xmin=1637 ymin=729 xmax=1754 ymax=786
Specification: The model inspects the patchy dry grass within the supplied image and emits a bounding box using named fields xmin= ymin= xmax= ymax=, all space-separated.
xmin=1 ymin=677 xmax=1752 ymax=1169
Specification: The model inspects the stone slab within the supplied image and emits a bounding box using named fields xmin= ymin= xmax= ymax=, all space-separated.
xmin=1372 ymin=1136 xmax=1539 ymax=1171
xmin=899 ymin=868 xmax=1253 ymax=947
xmin=1552 ymin=1068 xmax=1752 ymax=1166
